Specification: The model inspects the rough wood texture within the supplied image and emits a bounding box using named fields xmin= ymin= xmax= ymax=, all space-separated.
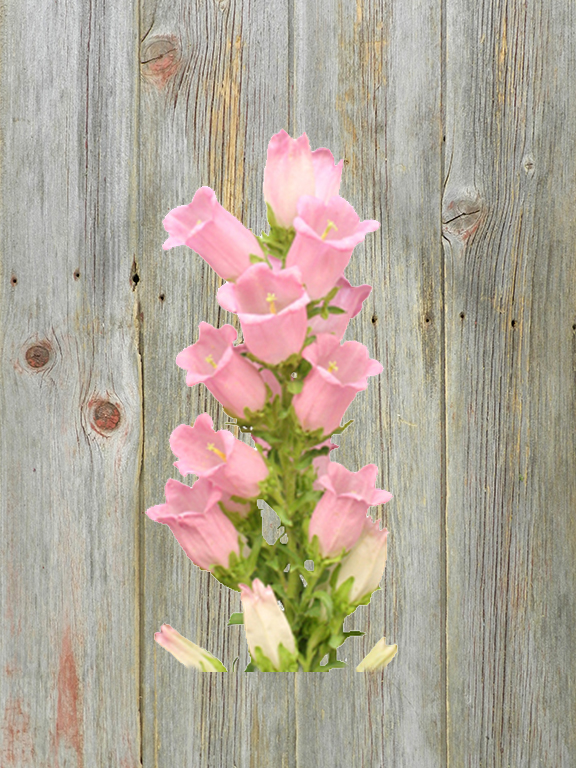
xmin=0 ymin=0 xmax=141 ymax=766
xmin=443 ymin=1 xmax=576 ymax=765
xmin=1 ymin=0 xmax=574 ymax=765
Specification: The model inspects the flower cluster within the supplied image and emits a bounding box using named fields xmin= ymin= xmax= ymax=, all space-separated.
xmin=147 ymin=130 xmax=398 ymax=672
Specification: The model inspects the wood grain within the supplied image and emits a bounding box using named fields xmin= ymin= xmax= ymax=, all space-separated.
xmin=443 ymin=1 xmax=576 ymax=765
xmin=0 ymin=0 xmax=141 ymax=765
xmin=1 ymin=0 xmax=575 ymax=765
xmin=138 ymin=0 xmax=295 ymax=765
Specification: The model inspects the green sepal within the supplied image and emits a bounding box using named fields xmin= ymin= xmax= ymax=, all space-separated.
xmin=227 ymin=612 xmax=244 ymax=626
xmin=302 ymin=334 xmax=317 ymax=349
xmin=329 ymin=419 xmax=354 ymax=436
xmin=327 ymin=305 xmax=346 ymax=314
xmin=245 ymin=661 xmax=257 ymax=672
xmin=198 ymin=655 xmax=228 ymax=672
xmin=252 ymin=643 xmax=299 ymax=672
xmin=287 ymin=378 xmax=304 ymax=394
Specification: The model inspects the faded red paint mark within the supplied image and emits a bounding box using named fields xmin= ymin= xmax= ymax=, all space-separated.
xmin=54 ymin=627 xmax=83 ymax=767
xmin=140 ymin=36 xmax=181 ymax=88
xmin=2 ymin=698 xmax=36 ymax=766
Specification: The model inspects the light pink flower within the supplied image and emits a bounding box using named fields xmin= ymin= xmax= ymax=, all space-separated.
xmin=218 ymin=263 xmax=310 ymax=365
xmin=162 ymin=187 xmax=263 ymax=281
xmin=239 ymin=578 xmax=298 ymax=670
xmin=286 ymin=196 xmax=380 ymax=300
xmin=308 ymin=461 xmax=392 ymax=558
xmin=292 ymin=334 xmax=383 ymax=435
xmin=146 ymin=478 xmax=247 ymax=571
xmin=335 ymin=516 xmax=389 ymax=603
xmin=170 ymin=413 xmax=269 ymax=499
xmin=176 ymin=323 xmax=267 ymax=419
xmin=308 ymin=276 xmax=372 ymax=340
xmin=263 ymin=130 xmax=343 ymax=229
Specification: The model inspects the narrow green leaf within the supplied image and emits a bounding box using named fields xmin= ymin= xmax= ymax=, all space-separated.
xmin=327 ymin=305 xmax=346 ymax=314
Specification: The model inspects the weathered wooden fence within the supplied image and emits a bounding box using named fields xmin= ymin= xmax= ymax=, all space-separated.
xmin=1 ymin=0 xmax=574 ymax=765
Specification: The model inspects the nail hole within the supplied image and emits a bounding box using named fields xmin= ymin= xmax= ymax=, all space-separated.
xmin=459 ymin=312 xmax=465 ymax=319
xmin=159 ymin=293 xmax=165 ymax=301
xmin=425 ymin=316 xmax=431 ymax=324
xmin=511 ymin=319 xmax=516 ymax=328
xmin=573 ymin=324 xmax=576 ymax=331
xmin=10 ymin=275 xmax=17 ymax=286
xmin=132 ymin=273 xmax=140 ymax=285
xmin=371 ymin=315 xmax=378 ymax=324
xmin=73 ymin=269 xmax=80 ymax=280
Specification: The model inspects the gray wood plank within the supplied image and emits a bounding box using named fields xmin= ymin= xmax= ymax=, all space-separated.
xmin=443 ymin=1 xmax=576 ymax=765
xmin=293 ymin=1 xmax=445 ymax=766
xmin=138 ymin=1 xmax=296 ymax=765
xmin=0 ymin=0 xmax=141 ymax=766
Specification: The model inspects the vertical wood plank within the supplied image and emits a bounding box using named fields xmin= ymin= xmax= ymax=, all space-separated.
xmin=0 ymin=0 xmax=141 ymax=766
xmin=444 ymin=1 xmax=576 ymax=764
xmin=138 ymin=1 xmax=296 ymax=765
xmin=293 ymin=1 xmax=445 ymax=766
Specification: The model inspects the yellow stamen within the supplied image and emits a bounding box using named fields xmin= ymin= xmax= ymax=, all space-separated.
xmin=205 ymin=353 xmax=218 ymax=369
xmin=321 ymin=220 xmax=338 ymax=240
xmin=196 ymin=218 xmax=202 ymax=227
xmin=266 ymin=292 xmax=277 ymax=314
xmin=206 ymin=442 xmax=227 ymax=461
xmin=327 ymin=360 xmax=339 ymax=374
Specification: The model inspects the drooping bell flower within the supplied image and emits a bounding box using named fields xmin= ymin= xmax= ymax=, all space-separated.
xmin=263 ymin=130 xmax=343 ymax=229
xmin=170 ymin=413 xmax=268 ymax=499
xmin=217 ymin=263 xmax=310 ymax=365
xmin=176 ymin=323 xmax=267 ymax=419
xmin=356 ymin=637 xmax=398 ymax=672
xmin=308 ymin=461 xmax=393 ymax=558
xmin=155 ymin=624 xmax=227 ymax=672
xmin=285 ymin=195 xmax=380 ymax=300
xmin=308 ymin=276 xmax=372 ymax=341
xmin=146 ymin=477 xmax=248 ymax=572
xmin=162 ymin=186 xmax=263 ymax=281
xmin=239 ymin=579 xmax=298 ymax=671
xmin=292 ymin=333 xmax=383 ymax=435
xmin=335 ymin=516 xmax=389 ymax=603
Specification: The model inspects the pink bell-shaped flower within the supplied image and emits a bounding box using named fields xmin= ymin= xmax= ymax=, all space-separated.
xmin=285 ymin=196 xmax=379 ymax=300
xmin=292 ymin=333 xmax=383 ymax=436
xmin=308 ymin=276 xmax=372 ymax=341
xmin=308 ymin=461 xmax=392 ymax=558
xmin=155 ymin=625 xmax=227 ymax=672
xmin=218 ymin=263 xmax=310 ymax=365
xmin=176 ymin=323 xmax=268 ymax=419
xmin=146 ymin=478 xmax=247 ymax=572
xmin=170 ymin=413 xmax=269 ymax=499
xmin=162 ymin=187 xmax=263 ymax=281
xmin=263 ymin=130 xmax=343 ymax=229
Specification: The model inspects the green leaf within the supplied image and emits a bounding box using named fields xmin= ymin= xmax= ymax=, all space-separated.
xmin=330 ymin=419 xmax=354 ymax=436
xmin=328 ymin=634 xmax=345 ymax=649
xmin=343 ymin=630 xmax=366 ymax=638
xmin=287 ymin=379 xmax=304 ymax=394
xmin=302 ymin=334 xmax=317 ymax=349
xmin=227 ymin=612 xmax=244 ymax=626
xmin=311 ymin=590 xmax=334 ymax=620
xmin=319 ymin=660 xmax=348 ymax=671
xmin=249 ymin=253 xmax=266 ymax=264
xmin=327 ymin=305 xmax=346 ymax=314
xmin=245 ymin=661 xmax=257 ymax=672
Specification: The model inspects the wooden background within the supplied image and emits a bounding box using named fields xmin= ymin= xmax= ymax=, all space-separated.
xmin=1 ymin=0 xmax=574 ymax=765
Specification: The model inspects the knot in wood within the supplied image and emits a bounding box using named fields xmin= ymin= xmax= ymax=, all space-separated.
xmin=140 ymin=36 xmax=181 ymax=88
xmin=92 ymin=401 xmax=121 ymax=432
xmin=442 ymin=192 xmax=484 ymax=243
xmin=25 ymin=344 xmax=50 ymax=369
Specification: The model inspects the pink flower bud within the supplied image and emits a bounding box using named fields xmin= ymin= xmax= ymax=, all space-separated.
xmin=286 ymin=196 xmax=379 ymax=300
xmin=263 ymin=130 xmax=344 ymax=229
xmin=335 ymin=516 xmax=389 ymax=603
xmin=146 ymin=478 xmax=247 ymax=571
xmin=162 ymin=187 xmax=263 ymax=281
xmin=154 ymin=624 xmax=227 ymax=672
xmin=170 ymin=413 xmax=269 ymax=499
xmin=308 ymin=276 xmax=372 ymax=340
xmin=218 ymin=263 xmax=310 ymax=365
xmin=239 ymin=579 xmax=297 ymax=670
xmin=293 ymin=334 xmax=383 ymax=435
xmin=176 ymin=323 xmax=267 ymax=419
xmin=308 ymin=461 xmax=392 ymax=558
